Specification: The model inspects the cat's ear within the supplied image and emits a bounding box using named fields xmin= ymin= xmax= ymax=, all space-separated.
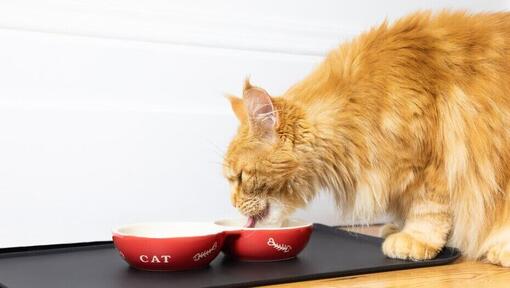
xmin=243 ymin=86 xmax=278 ymax=140
xmin=227 ymin=95 xmax=248 ymax=122
xmin=243 ymin=77 xmax=254 ymax=91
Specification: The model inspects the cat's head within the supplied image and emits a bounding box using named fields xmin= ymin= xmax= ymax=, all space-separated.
xmin=224 ymin=80 xmax=315 ymax=226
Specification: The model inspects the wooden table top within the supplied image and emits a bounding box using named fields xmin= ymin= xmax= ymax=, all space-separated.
xmin=265 ymin=225 xmax=510 ymax=288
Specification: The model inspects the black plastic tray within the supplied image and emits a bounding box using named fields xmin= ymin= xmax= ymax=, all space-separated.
xmin=0 ymin=224 xmax=460 ymax=288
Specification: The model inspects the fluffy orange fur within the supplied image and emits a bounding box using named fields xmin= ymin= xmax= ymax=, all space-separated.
xmin=224 ymin=11 xmax=510 ymax=266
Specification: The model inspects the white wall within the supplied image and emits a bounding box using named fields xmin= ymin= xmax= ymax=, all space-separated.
xmin=0 ymin=0 xmax=507 ymax=247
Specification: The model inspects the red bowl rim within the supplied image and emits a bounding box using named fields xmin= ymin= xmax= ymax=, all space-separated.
xmin=112 ymin=222 xmax=225 ymax=239
xmin=214 ymin=218 xmax=313 ymax=231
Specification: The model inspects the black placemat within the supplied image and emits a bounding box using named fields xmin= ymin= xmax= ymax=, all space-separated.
xmin=0 ymin=224 xmax=460 ymax=288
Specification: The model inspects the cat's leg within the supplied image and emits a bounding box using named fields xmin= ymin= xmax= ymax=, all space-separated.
xmin=483 ymin=196 xmax=510 ymax=267
xmin=382 ymin=198 xmax=451 ymax=260
xmin=382 ymin=172 xmax=452 ymax=260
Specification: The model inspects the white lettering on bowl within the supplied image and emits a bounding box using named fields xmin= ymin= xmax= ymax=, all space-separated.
xmin=267 ymin=238 xmax=292 ymax=253
xmin=139 ymin=254 xmax=172 ymax=263
xmin=193 ymin=241 xmax=218 ymax=262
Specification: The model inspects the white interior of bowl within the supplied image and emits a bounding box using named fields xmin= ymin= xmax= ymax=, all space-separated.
xmin=214 ymin=218 xmax=312 ymax=230
xmin=113 ymin=222 xmax=224 ymax=238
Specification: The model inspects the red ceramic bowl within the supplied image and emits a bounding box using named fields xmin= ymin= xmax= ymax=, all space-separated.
xmin=112 ymin=222 xmax=226 ymax=271
xmin=215 ymin=219 xmax=313 ymax=262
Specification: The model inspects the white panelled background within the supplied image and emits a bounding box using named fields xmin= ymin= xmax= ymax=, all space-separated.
xmin=0 ymin=0 xmax=508 ymax=247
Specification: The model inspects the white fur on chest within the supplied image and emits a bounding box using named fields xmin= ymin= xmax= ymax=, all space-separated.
xmin=351 ymin=169 xmax=388 ymax=223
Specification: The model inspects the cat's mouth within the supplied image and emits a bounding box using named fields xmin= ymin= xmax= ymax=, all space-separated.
xmin=245 ymin=204 xmax=270 ymax=228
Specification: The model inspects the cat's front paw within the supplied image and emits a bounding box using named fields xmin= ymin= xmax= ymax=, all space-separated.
xmin=487 ymin=243 xmax=510 ymax=267
xmin=382 ymin=231 xmax=440 ymax=261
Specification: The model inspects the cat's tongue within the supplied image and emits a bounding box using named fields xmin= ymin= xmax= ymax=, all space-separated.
xmin=245 ymin=205 xmax=270 ymax=228
xmin=245 ymin=216 xmax=257 ymax=228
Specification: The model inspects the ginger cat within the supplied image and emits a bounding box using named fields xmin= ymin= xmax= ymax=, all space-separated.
xmin=224 ymin=11 xmax=510 ymax=266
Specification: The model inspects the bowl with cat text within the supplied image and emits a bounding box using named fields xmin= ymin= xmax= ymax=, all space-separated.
xmin=112 ymin=222 xmax=226 ymax=271
xmin=215 ymin=218 xmax=313 ymax=261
